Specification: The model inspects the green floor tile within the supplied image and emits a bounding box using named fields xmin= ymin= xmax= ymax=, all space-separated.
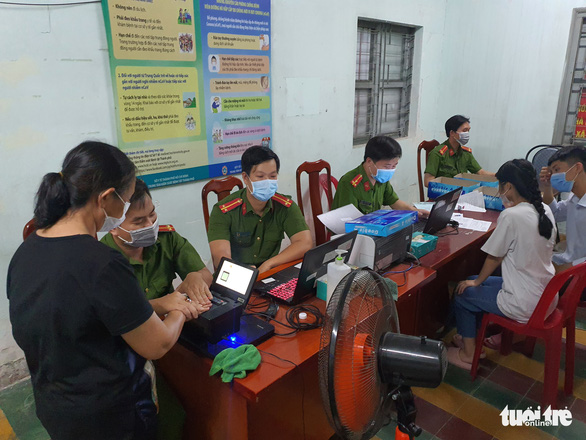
xmin=471 ymin=380 xmax=524 ymax=411
xmin=442 ymin=364 xmax=485 ymax=394
xmin=513 ymin=395 xmax=539 ymax=410
xmin=0 ymin=380 xmax=49 ymax=440
xmin=554 ymin=418 xmax=586 ymax=440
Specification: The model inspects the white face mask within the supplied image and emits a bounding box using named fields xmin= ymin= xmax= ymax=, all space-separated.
xmin=118 ymin=217 xmax=159 ymax=248
xmin=499 ymin=187 xmax=513 ymax=209
xmin=99 ymin=191 xmax=130 ymax=233
xmin=457 ymin=131 xmax=470 ymax=146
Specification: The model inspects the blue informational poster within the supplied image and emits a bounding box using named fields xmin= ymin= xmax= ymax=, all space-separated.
xmin=102 ymin=0 xmax=271 ymax=188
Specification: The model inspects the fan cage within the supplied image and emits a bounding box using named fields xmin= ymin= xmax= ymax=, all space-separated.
xmin=318 ymin=269 xmax=400 ymax=440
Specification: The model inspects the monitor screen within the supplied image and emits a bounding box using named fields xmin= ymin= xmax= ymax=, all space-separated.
xmin=215 ymin=259 xmax=256 ymax=296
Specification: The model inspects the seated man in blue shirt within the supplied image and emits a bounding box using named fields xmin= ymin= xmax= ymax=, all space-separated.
xmin=540 ymin=146 xmax=586 ymax=276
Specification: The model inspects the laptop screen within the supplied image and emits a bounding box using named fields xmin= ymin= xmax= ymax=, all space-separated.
xmin=212 ymin=258 xmax=259 ymax=305
xmin=215 ymin=259 xmax=256 ymax=296
xmin=424 ymin=186 xmax=463 ymax=234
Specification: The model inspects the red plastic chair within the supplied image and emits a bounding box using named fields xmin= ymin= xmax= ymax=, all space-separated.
xmin=417 ymin=140 xmax=439 ymax=201
xmin=470 ymin=262 xmax=586 ymax=409
xmin=202 ymin=176 xmax=243 ymax=231
xmin=296 ymin=160 xmax=335 ymax=246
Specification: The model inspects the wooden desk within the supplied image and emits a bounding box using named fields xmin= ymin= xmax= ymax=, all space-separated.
xmin=157 ymin=262 xmax=436 ymax=440
xmin=388 ymin=263 xmax=437 ymax=336
xmin=419 ymin=210 xmax=500 ymax=270
xmin=416 ymin=209 xmax=501 ymax=336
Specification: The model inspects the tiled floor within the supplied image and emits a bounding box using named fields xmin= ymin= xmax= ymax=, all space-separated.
xmin=1 ymin=308 xmax=586 ymax=440
xmin=372 ymin=307 xmax=586 ymax=440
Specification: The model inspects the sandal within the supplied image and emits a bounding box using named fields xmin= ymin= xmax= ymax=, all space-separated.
xmin=447 ymin=347 xmax=472 ymax=371
xmin=483 ymin=333 xmax=502 ymax=350
xmin=452 ymin=334 xmax=486 ymax=359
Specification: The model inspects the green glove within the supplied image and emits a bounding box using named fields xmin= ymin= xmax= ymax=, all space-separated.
xmin=209 ymin=344 xmax=262 ymax=383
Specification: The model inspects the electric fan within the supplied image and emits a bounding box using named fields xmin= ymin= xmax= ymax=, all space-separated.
xmin=318 ymin=269 xmax=448 ymax=440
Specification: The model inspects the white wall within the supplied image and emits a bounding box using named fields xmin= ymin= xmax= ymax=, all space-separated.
xmin=438 ymin=0 xmax=579 ymax=173
xmin=0 ymin=0 xmax=581 ymax=385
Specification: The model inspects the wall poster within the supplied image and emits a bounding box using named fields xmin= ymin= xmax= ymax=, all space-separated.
xmin=102 ymin=0 xmax=271 ymax=187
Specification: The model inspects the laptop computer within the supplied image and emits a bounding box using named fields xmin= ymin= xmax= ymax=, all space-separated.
xmin=181 ymin=257 xmax=259 ymax=344
xmin=414 ymin=187 xmax=463 ymax=235
xmin=254 ymin=231 xmax=358 ymax=305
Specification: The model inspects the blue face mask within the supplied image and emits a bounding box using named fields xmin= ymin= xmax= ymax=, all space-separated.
xmin=550 ymin=164 xmax=577 ymax=193
xmin=250 ymin=178 xmax=278 ymax=202
xmin=373 ymin=168 xmax=395 ymax=184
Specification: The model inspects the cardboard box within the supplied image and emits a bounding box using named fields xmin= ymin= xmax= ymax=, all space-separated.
xmin=427 ymin=177 xmax=480 ymax=200
xmin=345 ymin=210 xmax=418 ymax=237
xmin=454 ymin=173 xmax=499 ymax=188
xmin=476 ymin=186 xmax=504 ymax=211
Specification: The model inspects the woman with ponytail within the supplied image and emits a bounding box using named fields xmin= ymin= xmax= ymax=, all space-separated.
xmin=448 ymin=159 xmax=557 ymax=370
xmin=7 ymin=142 xmax=202 ymax=440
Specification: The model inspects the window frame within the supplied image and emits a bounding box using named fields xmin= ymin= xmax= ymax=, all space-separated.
xmin=353 ymin=19 xmax=416 ymax=145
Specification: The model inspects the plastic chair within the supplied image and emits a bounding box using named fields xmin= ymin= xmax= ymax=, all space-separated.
xmin=525 ymin=145 xmax=562 ymax=180
xmin=417 ymin=140 xmax=439 ymax=201
xmin=296 ymin=160 xmax=335 ymax=246
xmin=202 ymin=176 xmax=243 ymax=231
xmin=470 ymin=262 xmax=586 ymax=409
xmin=23 ymin=218 xmax=36 ymax=240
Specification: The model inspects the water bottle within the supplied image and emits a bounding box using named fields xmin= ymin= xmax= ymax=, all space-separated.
xmin=326 ymin=250 xmax=351 ymax=304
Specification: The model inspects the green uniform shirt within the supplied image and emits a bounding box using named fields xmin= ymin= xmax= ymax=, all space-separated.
xmin=101 ymin=230 xmax=205 ymax=300
xmin=332 ymin=164 xmax=400 ymax=215
xmin=424 ymin=139 xmax=482 ymax=178
xmin=207 ymin=187 xmax=309 ymax=267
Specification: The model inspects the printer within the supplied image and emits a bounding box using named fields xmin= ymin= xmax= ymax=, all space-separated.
xmin=347 ymin=224 xmax=413 ymax=271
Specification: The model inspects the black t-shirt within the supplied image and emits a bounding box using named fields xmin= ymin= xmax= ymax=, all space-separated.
xmin=7 ymin=233 xmax=154 ymax=415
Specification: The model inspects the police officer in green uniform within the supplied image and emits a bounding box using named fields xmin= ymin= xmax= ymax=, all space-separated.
xmin=424 ymin=115 xmax=493 ymax=186
xmin=208 ymin=146 xmax=312 ymax=274
xmin=101 ymin=178 xmax=212 ymax=440
xmin=332 ymin=135 xmax=429 ymax=218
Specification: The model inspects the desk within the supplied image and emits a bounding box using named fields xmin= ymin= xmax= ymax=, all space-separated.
xmin=416 ymin=209 xmax=501 ymax=336
xmin=157 ymin=262 xmax=436 ymax=440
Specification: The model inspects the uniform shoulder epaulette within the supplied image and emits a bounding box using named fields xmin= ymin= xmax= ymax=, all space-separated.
xmin=461 ymin=146 xmax=472 ymax=153
xmin=159 ymin=224 xmax=176 ymax=232
xmin=439 ymin=145 xmax=449 ymax=156
xmin=219 ymin=198 xmax=243 ymax=213
xmin=350 ymin=174 xmax=363 ymax=187
xmin=271 ymin=193 xmax=293 ymax=207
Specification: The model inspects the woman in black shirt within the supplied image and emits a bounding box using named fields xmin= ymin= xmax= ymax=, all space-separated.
xmin=7 ymin=141 xmax=203 ymax=440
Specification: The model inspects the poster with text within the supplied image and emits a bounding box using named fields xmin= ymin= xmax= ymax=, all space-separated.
xmin=102 ymin=0 xmax=271 ymax=188
xmin=574 ymin=88 xmax=586 ymax=141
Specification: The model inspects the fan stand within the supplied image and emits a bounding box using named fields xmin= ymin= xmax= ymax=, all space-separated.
xmin=393 ymin=386 xmax=422 ymax=440
xmin=326 ymin=386 xmax=422 ymax=440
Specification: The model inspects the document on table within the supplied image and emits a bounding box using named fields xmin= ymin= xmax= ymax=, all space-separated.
xmin=451 ymin=213 xmax=491 ymax=232
xmin=317 ymin=204 xmax=363 ymax=235
xmin=456 ymin=191 xmax=486 ymax=212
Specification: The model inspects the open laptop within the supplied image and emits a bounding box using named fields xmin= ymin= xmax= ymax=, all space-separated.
xmin=204 ymin=257 xmax=258 ymax=312
xmin=181 ymin=257 xmax=259 ymax=344
xmin=254 ymin=231 xmax=358 ymax=304
xmin=414 ymin=187 xmax=463 ymax=235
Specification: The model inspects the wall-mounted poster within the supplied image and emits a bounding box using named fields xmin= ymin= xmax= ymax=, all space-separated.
xmin=574 ymin=88 xmax=586 ymax=141
xmin=102 ymin=0 xmax=271 ymax=188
